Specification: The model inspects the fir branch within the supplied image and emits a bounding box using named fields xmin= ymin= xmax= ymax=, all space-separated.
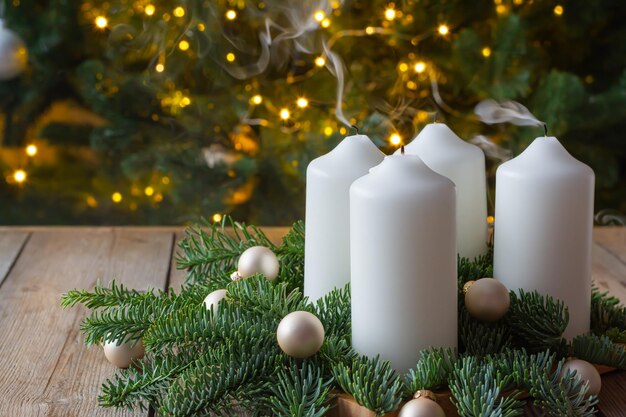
xmin=98 ymin=349 xmax=197 ymax=411
xmin=227 ymin=276 xmax=311 ymax=318
xmin=177 ymin=216 xmax=277 ymax=285
xmin=591 ymin=286 xmax=626 ymax=334
xmin=571 ymin=334 xmax=626 ymax=369
xmin=529 ymin=358 xmax=598 ymax=417
xmin=332 ymin=355 xmax=403 ymax=416
xmin=457 ymin=250 xmax=494 ymax=292
xmin=405 ymin=347 xmax=458 ymax=392
xmin=314 ymin=284 xmax=351 ymax=341
xmin=267 ymin=362 xmax=333 ymax=417
xmin=459 ymin=307 xmax=512 ymax=356
xmin=488 ymin=349 xmax=554 ymax=389
xmin=449 ymin=356 xmax=524 ymax=417
xmin=160 ymin=340 xmax=281 ymax=417
xmin=61 ymin=280 xmax=154 ymax=309
xmin=507 ymin=290 xmax=568 ymax=353
xmin=276 ymin=220 xmax=306 ymax=292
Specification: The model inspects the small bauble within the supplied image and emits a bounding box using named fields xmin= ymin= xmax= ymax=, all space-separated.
xmin=237 ymin=246 xmax=279 ymax=281
xmin=277 ymin=311 xmax=325 ymax=358
xmin=103 ymin=338 xmax=145 ymax=368
xmin=203 ymin=289 xmax=227 ymax=314
xmin=0 ymin=20 xmax=27 ymax=80
xmin=560 ymin=359 xmax=601 ymax=396
xmin=399 ymin=391 xmax=446 ymax=417
xmin=464 ymin=278 xmax=510 ymax=322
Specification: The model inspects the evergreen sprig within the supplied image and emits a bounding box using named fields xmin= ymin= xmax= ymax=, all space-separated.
xmin=405 ymin=347 xmax=458 ymax=392
xmin=572 ymin=334 xmax=626 ymax=369
xmin=591 ymin=286 xmax=626 ymax=338
xmin=332 ymin=355 xmax=404 ymax=416
xmin=61 ymin=280 xmax=153 ymax=309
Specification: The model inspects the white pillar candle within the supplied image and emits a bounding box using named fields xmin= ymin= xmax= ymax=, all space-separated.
xmin=304 ymin=134 xmax=384 ymax=301
xmin=401 ymin=123 xmax=487 ymax=259
xmin=350 ymin=154 xmax=457 ymax=373
xmin=493 ymin=136 xmax=594 ymax=340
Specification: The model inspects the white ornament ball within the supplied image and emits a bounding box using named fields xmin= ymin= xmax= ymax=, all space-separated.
xmin=464 ymin=278 xmax=510 ymax=322
xmin=399 ymin=397 xmax=446 ymax=417
xmin=203 ymin=289 xmax=227 ymax=314
xmin=237 ymin=246 xmax=279 ymax=281
xmin=103 ymin=338 xmax=145 ymax=368
xmin=0 ymin=20 xmax=27 ymax=80
xmin=560 ymin=359 xmax=602 ymax=396
xmin=276 ymin=311 xmax=325 ymax=358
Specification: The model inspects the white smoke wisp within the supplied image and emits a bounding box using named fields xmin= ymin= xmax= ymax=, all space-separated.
xmin=213 ymin=0 xmax=353 ymax=126
xmin=470 ymin=135 xmax=513 ymax=162
xmin=474 ymin=99 xmax=543 ymax=127
xmin=322 ymin=41 xmax=350 ymax=127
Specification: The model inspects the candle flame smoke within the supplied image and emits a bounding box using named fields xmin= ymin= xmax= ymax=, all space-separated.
xmin=469 ymin=135 xmax=513 ymax=162
xmin=474 ymin=99 xmax=544 ymax=127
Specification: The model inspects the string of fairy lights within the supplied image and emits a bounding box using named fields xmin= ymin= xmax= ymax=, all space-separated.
xmin=5 ymin=0 xmax=567 ymax=221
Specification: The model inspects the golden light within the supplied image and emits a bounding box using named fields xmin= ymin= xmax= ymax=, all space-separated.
xmin=111 ymin=192 xmax=122 ymax=203
xmin=553 ymin=5 xmax=564 ymax=16
xmin=144 ymin=186 xmax=154 ymax=196
xmin=162 ymin=176 xmax=170 ymax=184
xmin=339 ymin=127 xmax=347 ymax=135
xmin=251 ymin=94 xmax=263 ymax=105
xmin=155 ymin=63 xmax=165 ymax=72
xmin=513 ymin=0 xmax=523 ymax=4
xmin=406 ymin=80 xmax=417 ymax=90
xmin=487 ymin=215 xmax=495 ymax=225
xmin=324 ymin=126 xmax=333 ymax=136
xmin=414 ymin=61 xmax=426 ymax=73
xmin=437 ymin=24 xmax=449 ymax=36
xmin=173 ymin=6 xmax=185 ymax=17
xmin=496 ymin=4 xmax=508 ymax=14
xmin=144 ymin=4 xmax=155 ymax=15
xmin=178 ymin=40 xmax=190 ymax=51
xmin=482 ymin=47 xmax=491 ymax=57
xmin=296 ymin=97 xmax=309 ymax=108
xmin=384 ymin=7 xmax=396 ymax=21
xmin=13 ymin=169 xmax=26 ymax=183
xmin=154 ymin=192 xmax=163 ymax=202
xmin=398 ymin=62 xmax=409 ymax=72
xmin=226 ymin=9 xmax=237 ymax=20
xmin=95 ymin=16 xmax=108 ymax=29
xmin=365 ymin=26 xmax=375 ymax=35
xmin=86 ymin=196 xmax=98 ymax=208
xmin=212 ymin=213 xmax=223 ymax=222
xmin=321 ymin=18 xmax=331 ymax=28
xmin=197 ymin=23 xmax=205 ymax=31
xmin=25 ymin=144 xmax=37 ymax=157
xmin=315 ymin=56 xmax=326 ymax=67
xmin=180 ymin=96 xmax=191 ymax=107
xmin=389 ymin=133 xmax=402 ymax=146
xmin=279 ymin=108 xmax=291 ymax=120
xmin=314 ymin=10 xmax=325 ymax=22
xmin=226 ymin=52 xmax=236 ymax=62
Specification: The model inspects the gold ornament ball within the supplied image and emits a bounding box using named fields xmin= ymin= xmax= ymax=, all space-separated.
xmin=237 ymin=246 xmax=279 ymax=281
xmin=560 ymin=359 xmax=602 ymax=396
xmin=103 ymin=338 xmax=145 ymax=368
xmin=0 ymin=20 xmax=28 ymax=80
xmin=464 ymin=278 xmax=510 ymax=321
xmin=203 ymin=289 xmax=227 ymax=314
xmin=398 ymin=397 xmax=446 ymax=417
xmin=276 ymin=311 xmax=325 ymax=358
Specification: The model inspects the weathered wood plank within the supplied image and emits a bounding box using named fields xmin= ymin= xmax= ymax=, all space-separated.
xmin=0 ymin=229 xmax=174 ymax=417
xmin=0 ymin=231 xmax=29 ymax=286
xmin=594 ymin=227 xmax=626 ymax=265
xmin=593 ymin=241 xmax=626 ymax=303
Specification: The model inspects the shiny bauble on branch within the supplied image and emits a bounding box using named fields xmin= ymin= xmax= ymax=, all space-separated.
xmin=398 ymin=391 xmax=446 ymax=417
xmin=276 ymin=311 xmax=325 ymax=358
xmin=203 ymin=289 xmax=227 ymax=315
xmin=464 ymin=278 xmax=510 ymax=322
xmin=103 ymin=337 xmax=145 ymax=368
xmin=560 ymin=358 xmax=601 ymax=396
xmin=0 ymin=19 xmax=27 ymax=80
xmin=237 ymin=246 xmax=279 ymax=281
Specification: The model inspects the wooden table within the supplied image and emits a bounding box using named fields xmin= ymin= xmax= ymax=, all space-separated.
xmin=0 ymin=226 xmax=624 ymax=416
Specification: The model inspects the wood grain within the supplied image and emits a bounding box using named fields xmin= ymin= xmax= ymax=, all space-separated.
xmin=0 ymin=231 xmax=29 ymax=286
xmin=0 ymin=229 xmax=174 ymax=416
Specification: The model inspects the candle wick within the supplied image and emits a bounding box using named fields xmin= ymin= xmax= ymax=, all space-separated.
xmin=543 ymin=123 xmax=548 ymax=137
xmin=350 ymin=125 xmax=359 ymax=135
xmin=433 ymin=111 xmax=439 ymax=124
xmin=401 ymin=145 xmax=405 ymax=155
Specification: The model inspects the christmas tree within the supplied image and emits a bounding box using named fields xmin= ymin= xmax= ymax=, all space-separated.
xmin=1 ymin=0 xmax=625 ymax=225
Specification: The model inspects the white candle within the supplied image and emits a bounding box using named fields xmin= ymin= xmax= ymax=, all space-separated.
xmin=401 ymin=123 xmax=487 ymax=259
xmin=304 ymin=134 xmax=384 ymax=301
xmin=493 ymin=136 xmax=594 ymax=340
xmin=350 ymin=154 xmax=457 ymax=373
